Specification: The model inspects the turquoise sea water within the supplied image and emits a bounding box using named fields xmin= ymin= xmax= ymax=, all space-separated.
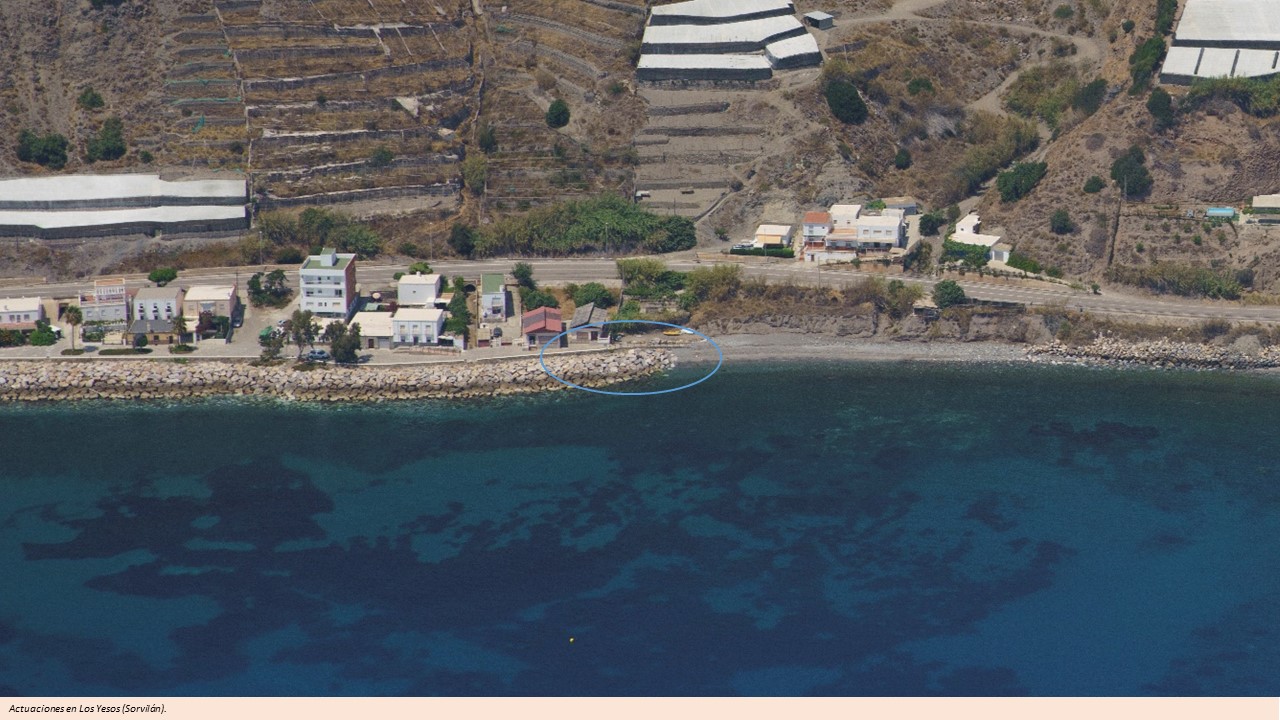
xmin=1 ymin=360 xmax=1279 ymax=696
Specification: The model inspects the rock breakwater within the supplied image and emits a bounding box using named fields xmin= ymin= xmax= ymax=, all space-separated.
xmin=1028 ymin=337 xmax=1280 ymax=370
xmin=0 ymin=349 xmax=676 ymax=402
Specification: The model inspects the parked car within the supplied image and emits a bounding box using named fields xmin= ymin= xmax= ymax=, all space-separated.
xmin=306 ymin=349 xmax=331 ymax=362
xmin=732 ymin=243 xmax=754 ymax=250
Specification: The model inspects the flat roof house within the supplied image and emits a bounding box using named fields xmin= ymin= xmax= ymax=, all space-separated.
xmin=183 ymin=285 xmax=239 ymax=323
xmin=824 ymin=204 xmax=905 ymax=251
xmin=0 ymin=297 xmax=45 ymax=330
xmin=481 ymin=273 xmax=509 ymax=321
xmin=754 ymin=223 xmax=793 ymax=248
xmin=78 ymin=278 xmax=129 ymax=325
xmin=300 ymin=247 xmax=357 ymax=319
xmin=351 ymin=310 xmax=394 ymax=350
xmin=397 ymin=272 xmax=444 ymax=308
xmin=134 ymin=286 xmax=185 ymax=321
xmin=391 ymin=307 xmax=445 ymax=347
xmin=952 ymin=213 xmax=1007 ymax=261
xmin=1253 ymin=194 xmax=1280 ymax=222
xmin=804 ymin=11 xmax=834 ymax=30
xmin=802 ymin=211 xmax=832 ymax=249
xmin=522 ymin=307 xmax=565 ymax=349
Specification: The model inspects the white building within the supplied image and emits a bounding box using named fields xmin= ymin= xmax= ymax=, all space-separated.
xmin=350 ymin=310 xmax=394 ymax=350
xmin=392 ymin=307 xmax=445 ymax=347
xmin=481 ymin=273 xmax=508 ymax=321
xmin=300 ymin=247 xmax=357 ymax=319
xmin=824 ymin=205 xmax=905 ymax=250
xmin=78 ymin=278 xmax=129 ymax=324
xmin=133 ymin=286 xmax=184 ymax=321
xmin=753 ymin=223 xmax=793 ymax=248
xmin=801 ymin=211 xmax=832 ymax=248
xmin=0 ymin=297 xmax=45 ymax=330
xmin=397 ymin=272 xmax=444 ymax=307
xmin=951 ymin=213 xmax=1007 ymax=261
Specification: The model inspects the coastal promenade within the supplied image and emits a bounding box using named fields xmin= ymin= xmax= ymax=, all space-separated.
xmin=7 ymin=255 xmax=1280 ymax=326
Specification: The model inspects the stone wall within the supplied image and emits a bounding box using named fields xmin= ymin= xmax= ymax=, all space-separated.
xmin=0 ymin=349 xmax=676 ymax=403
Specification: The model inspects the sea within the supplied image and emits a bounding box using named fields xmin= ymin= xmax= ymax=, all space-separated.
xmin=1 ymin=359 xmax=1278 ymax=696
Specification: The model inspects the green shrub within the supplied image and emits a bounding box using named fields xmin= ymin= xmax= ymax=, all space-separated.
xmin=477 ymin=124 xmax=497 ymax=153
xmin=545 ymin=99 xmax=570 ymax=129
xmin=932 ymin=279 xmax=967 ymax=308
xmin=1007 ymin=252 xmax=1043 ymax=273
xmin=1129 ymin=37 xmax=1167 ymax=90
xmin=368 ymin=145 xmax=394 ymax=167
xmin=77 ymin=87 xmax=104 ymax=110
xmin=942 ymin=239 xmax=990 ymax=267
xmin=473 ymin=194 xmax=696 ymax=257
xmin=906 ymin=77 xmax=934 ymax=95
xmin=1083 ymin=175 xmax=1105 ymax=193
xmin=1121 ymin=19 xmax=1135 ymax=33
xmin=522 ymin=288 xmax=559 ymax=310
xmin=1110 ymin=145 xmax=1152 ymax=197
xmin=16 ymin=130 xmax=69 ymax=169
xmin=1183 ymin=75 xmax=1280 ymax=117
xmin=894 ymin=148 xmax=912 ymax=170
xmin=85 ymin=116 xmax=126 ymax=162
xmin=572 ymin=282 xmax=616 ymax=308
xmin=1146 ymin=86 xmax=1175 ymax=128
xmin=101 ymin=348 xmax=152 ymax=355
xmin=825 ymin=79 xmax=868 ymax=124
xmin=1053 ymin=5 xmax=1074 ymax=20
xmin=1050 ymin=209 xmax=1073 ymax=234
xmin=148 ymin=267 xmax=178 ymax=286
xmin=1072 ymin=78 xmax=1108 ymax=115
xmin=139 ymin=150 xmax=154 ymax=164
xmin=1106 ymin=263 xmax=1247 ymax=299
xmin=1156 ymin=0 xmax=1177 ymax=35
xmin=919 ymin=212 xmax=945 ymax=236
xmin=729 ymin=247 xmax=795 ymax=258
xmin=996 ymin=161 xmax=1048 ymax=202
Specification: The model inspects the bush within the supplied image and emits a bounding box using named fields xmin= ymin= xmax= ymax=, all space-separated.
xmin=473 ymin=194 xmax=697 ymax=257
xmin=77 ymin=87 xmax=104 ymax=110
xmin=1106 ymin=263 xmax=1246 ymax=299
xmin=148 ymin=267 xmax=178 ymax=286
xmin=729 ymin=247 xmax=795 ymax=258
xmin=545 ymin=99 xmax=570 ymax=129
xmin=16 ymin=130 xmax=69 ymax=169
xmin=1147 ymin=86 xmax=1175 ymax=129
xmin=572 ymin=282 xmax=616 ymax=309
xmin=919 ymin=212 xmax=945 ymax=236
xmin=448 ymin=223 xmax=475 ymax=257
xmin=85 ymin=116 xmax=126 ymax=162
xmin=274 ymin=247 xmax=304 ymax=264
xmin=522 ymin=288 xmax=559 ymax=310
xmin=906 ymin=77 xmax=934 ymax=95
xmin=1110 ymin=145 xmax=1153 ymax=197
xmin=932 ymin=280 xmax=967 ymax=308
xmin=1053 ymin=4 xmax=1074 ymax=19
xmin=90 ymin=0 xmax=125 ymax=8
xmin=996 ymin=161 xmax=1048 ymax=202
xmin=102 ymin=348 xmax=152 ymax=355
xmin=1156 ymin=0 xmax=1177 ymax=35
xmin=942 ymin=239 xmax=989 ymax=267
xmin=1121 ymin=19 xmax=1135 ymax=33
xmin=1182 ymin=75 xmax=1280 ymax=117
xmin=461 ymin=155 xmax=486 ymax=194
xmin=139 ymin=150 xmax=154 ymax=164
xmin=1129 ymin=37 xmax=1167 ymax=90
xmin=477 ymin=124 xmax=497 ymax=153
xmin=825 ymin=79 xmax=868 ymax=124
xmin=893 ymin=147 xmax=912 ymax=170
xmin=1007 ymin=252 xmax=1043 ymax=274
xmin=1050 ymin=209 xmax=1074 ymax=234
xmin=1072 ymin=78 xmax=1108 ymax=115
xmin=368 ymin=145 xmax=394 ymax=167
xmin=1083 ymin=175 xmax=1105 ymax=193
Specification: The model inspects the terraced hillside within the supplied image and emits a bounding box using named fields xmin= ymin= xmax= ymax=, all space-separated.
xmin=225 ymin=0 xmax=472 ymax=217
xmin=475 ymin=0 xmax=647 ymax=212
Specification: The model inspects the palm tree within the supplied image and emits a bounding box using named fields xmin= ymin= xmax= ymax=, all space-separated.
xmin=171 ymin=312 xmax=188 ymax=345
xmin=64 ymin=305 xmax=83 ymax=351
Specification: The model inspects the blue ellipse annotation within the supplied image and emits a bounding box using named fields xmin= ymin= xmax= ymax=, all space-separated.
xmin=537 ymin=320 xmax=722 ymax=396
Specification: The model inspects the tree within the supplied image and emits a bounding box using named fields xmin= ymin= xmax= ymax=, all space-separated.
xmin=284 ymin=309 xmax=318 ymax=359
xmin=407 ymin=261 xmax=433 ymax=275
xmin=477 ymin=124 xmax=497 ymax=153
xmin=149 ymin=267 xmax=178 ymax=286
xmin=461 ymin=154 xmax=487 ymax=195
xmin=825 ymin=79 xmax=868 ymax=124
xmin=445 ymin=287 xmax=471 ymax=341
xmin=1110 ymin=145 xmax=1153 ymax=197
xmin=331 ymin=224 xmax=382 ymax=258
xmin=1147 ymin=86 xmax=1175 ymax=129
xmin=171 ymin=312 xmax=189 ymax=343
xmin=572 ymin=282 xmax=616 ymax=309
xmin=643 ymin=216 xmax=697 ymax=253
xmin=996 ymin=161 xmax=1048 ymax=202
xmin=329 ymin=322 xmax=361 ymax=364
xmin=1050 ymin=209 xmax=1074 ymax=234
xmin=1072 ymin=79 xmax=1108 ymax=115
xmin=1083 ymin=175 xmax=1105 ymax=193
xmin=522 ymin=288 xmax=559 ymax=310
xmin=134 ymin=333 xmax=149 ymax=349
xmin=545 ymin=99 xmax=570 ymax=129
xmin=512 ymin=262 xmax=536 ymax=290
xmin=64 ymin=305 xmax=83 ymax=351
xmin=16 ymin=130 xmax=69 ymax=169
xmin=894 ymin=147 xmax=912 ymax=170
xmin=1129 ymin=37 xmax=1167 ymax=90
xmin=932 ymin=279 xmax=967 ymax=308
xmin=369 ymin=145 xmax=394 ymax=168
xmin=448 ymin=223 xmax=475 ymax=257
xmin=86 ymin=116 xmax=126 ymax=162
xmin=919 ymin=211 xmax=945 ymax=236
xmin=77 ymin=87 xmax=104 ymax=111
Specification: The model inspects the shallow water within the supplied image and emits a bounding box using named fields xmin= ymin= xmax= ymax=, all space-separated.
xmin=1 ymin=361 xmax=1278 ymax=695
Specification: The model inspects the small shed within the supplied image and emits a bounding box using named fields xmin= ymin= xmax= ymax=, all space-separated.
xmin=804 ymin=11 xmax=834 ymax=30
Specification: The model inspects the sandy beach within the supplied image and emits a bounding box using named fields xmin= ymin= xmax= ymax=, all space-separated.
xmin=670 ymin=333 xmax=1032 ymax=365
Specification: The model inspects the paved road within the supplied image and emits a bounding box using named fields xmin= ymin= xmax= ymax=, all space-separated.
xmin=6 ymin=256 xmax=1280 ymax=325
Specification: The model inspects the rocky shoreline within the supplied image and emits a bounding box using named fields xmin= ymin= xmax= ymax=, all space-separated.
xmin=0 ymin=349 xmax=677 ymax=402
xmin=1027 ymin=337 xmax=1280 ymax=370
